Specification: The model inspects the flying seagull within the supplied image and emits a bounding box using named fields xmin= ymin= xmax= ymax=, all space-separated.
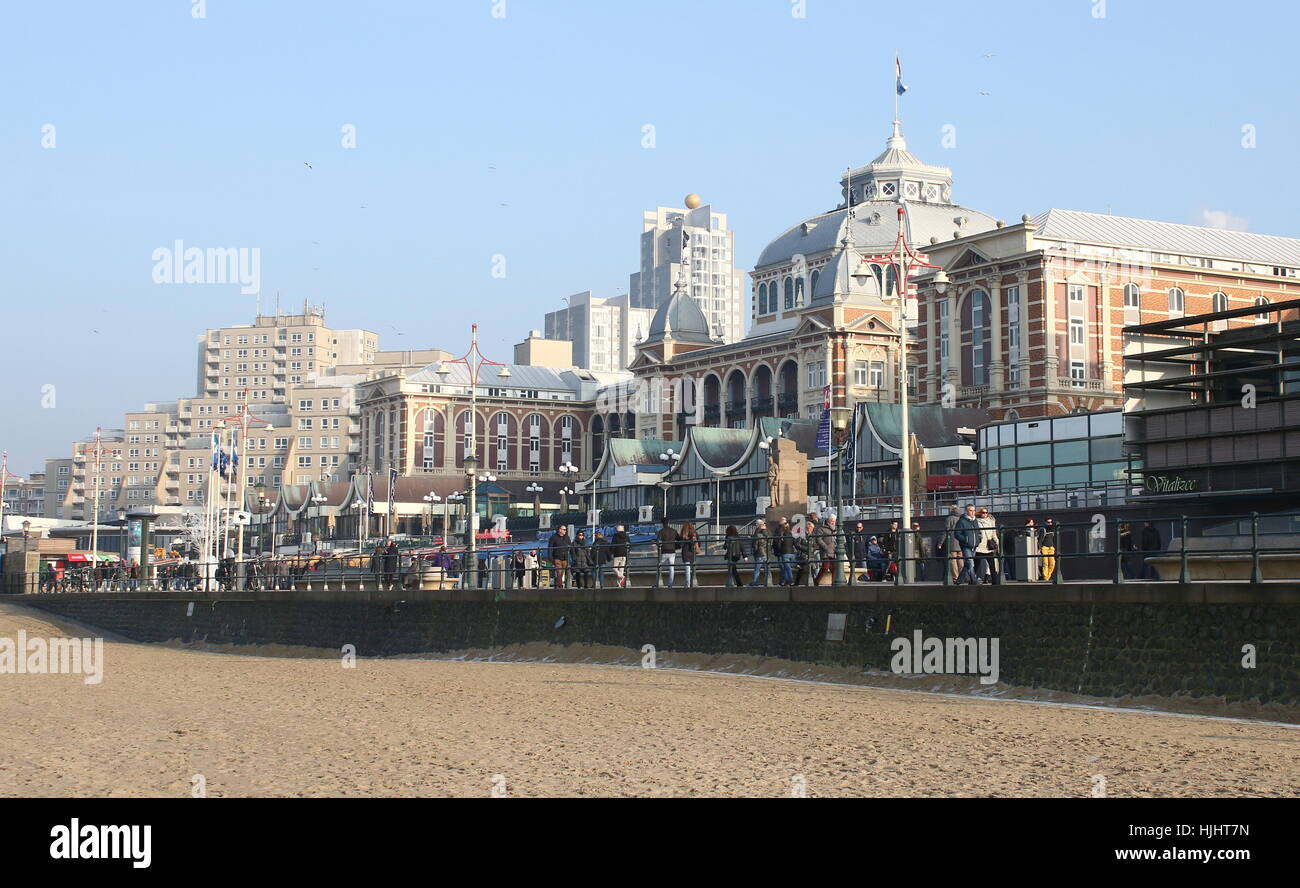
xmin=303 ymin=162 xmax=313 ymax=169
xmin=981 ymin=52 xmax=996 ymax=58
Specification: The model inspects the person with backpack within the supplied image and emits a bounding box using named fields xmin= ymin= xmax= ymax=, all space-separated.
xmin=610 ymin=526 xmax=630 ymax=587
xmin=654 ymin=518 xmax=679 ymax=588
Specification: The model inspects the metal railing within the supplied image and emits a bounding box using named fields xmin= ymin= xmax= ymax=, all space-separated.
xmin=27 ymin=510 xmax=1300 ymax=595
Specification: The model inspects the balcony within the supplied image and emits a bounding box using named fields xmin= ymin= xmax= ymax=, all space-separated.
xmin=702 ymin=404 xmax=721 ymax=424
xmin=777 ymin=392 xmax=799 ymax=414
xmin=1055 ymin=377 xmax=1105 ymax=392
xmin=750 ymin=395 xmax=774 ymax=416
xmin=959 ymin=385 xmax=989 ymax=399
xmin=724 ymin=399 xmax=747 ymax=419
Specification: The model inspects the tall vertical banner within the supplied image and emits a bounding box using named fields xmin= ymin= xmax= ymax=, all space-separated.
xmin=388 ymin=467 xmax=398 ymax=536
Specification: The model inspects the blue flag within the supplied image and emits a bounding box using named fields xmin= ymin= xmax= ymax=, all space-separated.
xmin=816 ymin=407 xmax=831 ymax=451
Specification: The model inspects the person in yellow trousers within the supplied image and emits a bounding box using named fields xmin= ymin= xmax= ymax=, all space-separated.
xmin=1040 ymin=516 xmax=1058 ymax=581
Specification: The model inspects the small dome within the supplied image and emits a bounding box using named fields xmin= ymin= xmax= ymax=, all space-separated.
xmin=644 ymin=285 xmax=715 ymax=345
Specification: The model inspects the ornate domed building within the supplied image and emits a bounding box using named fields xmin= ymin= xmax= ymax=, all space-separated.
xmin=612 ymin=118 xmax=999 ymax=443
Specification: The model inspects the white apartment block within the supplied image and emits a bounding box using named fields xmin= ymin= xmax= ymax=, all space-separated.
xmin=196 ymin=305 xmax=377 ymax=406
xmin=628 ymin=204 xmax=746 ymax=344
xmin=543 ymin=291 xmax=656 ymax=373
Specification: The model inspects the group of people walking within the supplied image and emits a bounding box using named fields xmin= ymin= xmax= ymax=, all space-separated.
xmin=544 ymin=524 xmax=632 ymax=588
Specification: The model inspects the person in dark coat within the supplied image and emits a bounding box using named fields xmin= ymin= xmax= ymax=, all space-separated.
xmin=655 ymin=519 xmax=679 ymax=587
xmin=547 ymin=525 xmax=572 ymax=588
xmin=383 ymin=540 xmax=400 ymax=587
xmin=570 ymin=530 xmax=592 ymax=589
xmin=954 ymin=505 xmax=982 ymax=585
xmin=851 ymin=521 xmax=869 ymax=570
xmin=591 ymin=531 xmax=609 ymax=588
xmin=1138 ymin=521 xmax=1163 ymax=579
xmin=774 ymin=518 xmax=796 ymax=586
xmin=724 ymin=525 xmax=745 ymax=587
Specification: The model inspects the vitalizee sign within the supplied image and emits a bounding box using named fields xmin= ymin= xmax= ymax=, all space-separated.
xmin=1144 ymin=474 xmax=1198 ymax=493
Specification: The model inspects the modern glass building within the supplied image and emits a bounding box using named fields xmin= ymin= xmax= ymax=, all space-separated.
xmin=976 ymin=410 xmax=1134 ymax=495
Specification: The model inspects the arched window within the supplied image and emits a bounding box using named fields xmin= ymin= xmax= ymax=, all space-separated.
xmin=525 ymin=413 xmax=547 ymax=475
xmin=884 ymin=265 xmax=898 ymax=299
xmin=1212 ymin=291 xmax=1228 ymax=314
xmin=810 ymin=269 xmax=820 ymax=295
xmin=783 ymin=277 xmax=795 ymax=310
xmin=757 ymin=282 xmax=769 ymax=314
xmin=420 ymin=409 xmax=444 ymax=470
xmin=1006 ymin=409 xmax=1020 ymax=422
xmin=1168 ymin=287 xmax=1185 ymax=313
xmin=1122 ymin=283 xmax=1140 ymax=308
xmin=1255 ymin=296 xmax=1270 ymax=322
xmin=963 ymin=289 xmax=991 ymax=386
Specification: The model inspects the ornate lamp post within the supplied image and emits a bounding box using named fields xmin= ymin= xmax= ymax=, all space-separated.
xmin=657 ymin=448 xmax=681 ymax=519
xmin=829 ymin=406 xmax=854 ymax=584
xmin=853 ymin=205 xmax=946 ymax=579
xmin=310 ymin=494 xmax=327 ymax=552
xmin=423 ymin=492 xmax=441 ymax=538
xmin=526 ymin=482 xmax=543 ymax=518
xmin=447 ymin=491 xmax=464 ymax=544
xmin=558 ymin=461 xmax=579 ymax=512
xmin=437 ymin=323 xmax=511 ymax=590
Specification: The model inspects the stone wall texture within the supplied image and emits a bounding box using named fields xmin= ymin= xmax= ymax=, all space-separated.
xmin=19 ymin=584 xmax=1300 ymax=709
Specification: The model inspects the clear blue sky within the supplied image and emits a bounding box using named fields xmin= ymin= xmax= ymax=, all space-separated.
xmin=2 ymin=0 xmax=1297 ymax=474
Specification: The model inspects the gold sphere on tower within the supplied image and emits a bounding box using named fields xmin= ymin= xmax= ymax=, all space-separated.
xmin=684 ymin=193 xmax=702 ymax=210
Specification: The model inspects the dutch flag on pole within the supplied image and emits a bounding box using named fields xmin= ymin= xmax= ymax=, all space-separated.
xmin=896 ymin=56 xmax=908 ymax=96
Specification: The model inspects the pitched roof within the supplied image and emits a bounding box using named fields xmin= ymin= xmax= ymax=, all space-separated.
xmin=1031 ymin=208 xmax=1300 ymax=267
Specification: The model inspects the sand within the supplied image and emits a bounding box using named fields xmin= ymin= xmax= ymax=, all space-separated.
xmin=1 ymin=602 xmax=1296 ymax=797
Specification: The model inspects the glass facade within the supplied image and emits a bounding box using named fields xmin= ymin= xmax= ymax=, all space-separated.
xmin=977 ymin=410 xmax=1135 ymax=494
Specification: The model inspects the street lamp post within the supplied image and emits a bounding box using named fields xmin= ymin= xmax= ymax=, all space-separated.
xmin=310 ymin=494 xmax=327 ymax=553
xmin=711 ymin=469 xmax=727 ymax=545
xmin=854 ymin=205 xmax=946 ymax=582
xmin=829 ymin=407 xmax=854 ymax=584
xmin=526 ymin=482 xmax=543 ymax=519
xmin=657 ymin=449 xmax=681 ymax=520
xmin=437 ymin=323 xmax=511 ymax=591
xmin=558 ymin=461 xmax=579 ymax=513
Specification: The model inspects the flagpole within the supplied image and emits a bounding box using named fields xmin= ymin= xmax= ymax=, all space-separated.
xmin=236 ymin=407 xmax=249 ymax=564
xmin=90 ymin=428 xmax=102 ymax=560
xmin=825 ymin=338 xmax=833 ymax=515
xmin=223 ymin=426 xmax=235 ymax=559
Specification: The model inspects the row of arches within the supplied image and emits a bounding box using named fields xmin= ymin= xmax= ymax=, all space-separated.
xmin=414 ymin=408 xmax=583 ymax=474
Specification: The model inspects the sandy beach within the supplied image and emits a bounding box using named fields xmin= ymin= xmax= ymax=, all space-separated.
xmin=1 ymin=602 xmax=1296 ymax=797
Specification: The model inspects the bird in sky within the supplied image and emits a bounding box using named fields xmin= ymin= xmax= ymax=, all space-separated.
xmin=303 ymin=162 xmax=313 ymax=169
xmin=979 ymin=90 xmax=991 ymax=96
xmin=981 ymin=52 xmax=996 ymax=58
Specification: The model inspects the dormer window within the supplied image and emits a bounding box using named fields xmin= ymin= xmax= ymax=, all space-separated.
xmin=905 ymin=182 xmax=919 ymax=198
xmin=881 ymin=182 xmax=897 ymax=197
xmin=924 ymin=184 xmax=940 ymax=201
xmin=864 ymin=183 xmax=876 ymax=199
